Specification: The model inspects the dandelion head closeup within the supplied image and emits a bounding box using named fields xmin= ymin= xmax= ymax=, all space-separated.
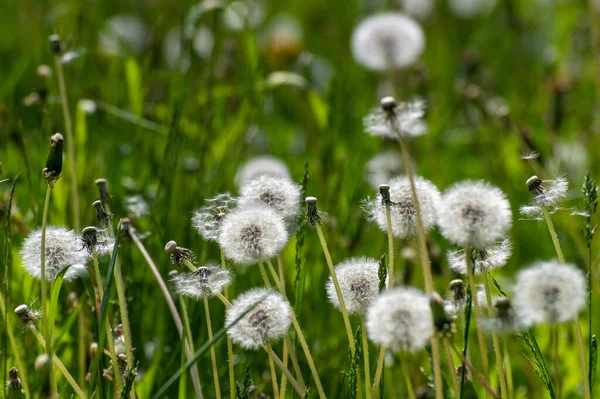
xmin=525 ymin=175 xmax=568 ymax=209
xmin=238 ymin=175 xmax=302 ymax=221
xmin=366 ymin=286 xmax=433 ymax=352
xmin=438 ymin=180 xmax=512 ymax=249
xmin=364 ymin=175 xmax=440 ymax=239
xmin=235 ymin=156 xmax=291 ymax=187
xmin=513 ymin=260 xmax=585 ymax=326
xmin=364 ymin=97 xmax=427 ymax=139
xmin=225 ymin=288 xmax=293 ymax=350
xmin=326 ymin=257 xmax=383 ymax=315
xmin=447 ymin=238 xmax=511 ymax=275
xmin=20 ymin=226 xmax=89 ymax=282
xmin=218 ymin=205 xmax=289 ymax=264
xmin=351 ymin=13 xmax=425 ymax=71
xmin=192 ymin=193 xmax=237 ymax=241
xmin=170 ymin=264 xmax=231 ymax=299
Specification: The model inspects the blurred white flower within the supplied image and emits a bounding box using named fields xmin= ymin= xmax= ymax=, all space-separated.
xmin=448 ymin=0 xmax=497 ymax=19
xmin=447 ymin=239 xmax=511 ymax=275
xmin=98 ymin=14 xmax=149 ymax=57
xmin=223 ymin=0 xmax=265 ymax=31
xmin=399 ymin=0 xmax=434 ymax=20
xmin=364 ymin=97 xmax=427 ymax=139
xmin=235 ymin=156 xmax=291 ymax=186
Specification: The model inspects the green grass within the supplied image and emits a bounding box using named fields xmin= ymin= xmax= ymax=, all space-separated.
xmin=1 ymin=0 xmax=600 ymax=398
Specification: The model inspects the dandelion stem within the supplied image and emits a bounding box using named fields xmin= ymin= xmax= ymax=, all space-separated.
xmin=443 ymin=338 xmax=460 ymax=399
xmin=113 ymin=258 xmax=135 ymax=387
xmin=215 ymin=292 xmax=231 ymax=307
xmin=280 ymin=338 xmax=290 ymax=398
xmin=542 ymin=207 xmax=565 ymax=263
xmin=483 ymin=274 xmax=508 ymax=399
xmin=277 ymin=255 xmax=286 ymax=294
xmin=451 ymin=343 xmax=501 ymax=399
xmin=40 ymin=185 xmax=58 ymax=397
xmin=284 ymin=335 xmax=307 ymax=390
xmin=575 ymin=318 xmax=592 ymax=399
xmin=314 ymin=223 xmax=356 ymax=354
xmin=266 ymin=259 xmax=284 ymax=293
xmin=219 ymin=248 xmax=236 ymax=398
xmin=360 ymin=315 xmax=372 ymax=399
xmin=465 ymin=248 xmax=490 ymax=391
xmin=204 ymin=295 xmax=222 ymax=399
xmin=259 ymin=262 xmax=272 ymax=289
xmin=400 ymin=354 xmax=416 ymax=399
xmin=552 ymin=326 xmax=561 ymax=399
xmin=291 ymin=316 xmax=327 ymax=399
xmin=385 ymin=202 xmax=395 ymax=288
xmin=371 ymin=347 xmax=385 ymax=398
xmin=77 ymin=306 xmax=86 ymax=388
xmin=266 ymin=343 xmax=280 ymax=399
xmin=503 ymin=337 xmax=514 ymax=399
xmin=265 ymin=345 xmax=305 ymax=396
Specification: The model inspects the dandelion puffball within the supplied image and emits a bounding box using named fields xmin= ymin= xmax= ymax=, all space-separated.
xmin=438 ymin=180 xmax=512 ymax=249
xmin=238 ymin=176 xmax=301 ymax=221
xmin=513 ymin=260 xmax=585 ymax=326
xmin=218 ymin=205 xmax=289 ymax=264
xmin=326 ymin=257 xmax=383 ymax=315
xmin=20 ymin=226 xmax=89 ymax=282
xmin=235 ymin=156 xmax=291 ymax=187
xmin=447 ymin=239 xmax=511 ymax=275
xmin=366 ymin=287 xmax=433 ymax=352
xmin=192 ymin=193 xmax=237 ymax=242
xmin=364 ymin=98 xmax=427 ymax=139
xmin=364 ymin=175 xmax=440 ymax=239
xmin=351 ymin=13 xmax=425 ymax=71
xmin=171 ymin=264 xmax=231 ymax=299
xmin=226 ymin=288 xmax=292 ymax=350
xmin=520 ymin=175 xmax=569 ymax=219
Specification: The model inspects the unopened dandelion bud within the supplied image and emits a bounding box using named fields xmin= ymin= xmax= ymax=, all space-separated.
xmin=95 ymin=178 xmax=110 ymax=205
xmin=8 ymin=367 xmax=24 ymax=399
xmin=305 ymin=196 xmax=322 ymax=226
xmin=164 ymin=240 xmax=195 ymax=267
xmin=378 ymin=183 xmax=391 ymax=205
xmin=90 ymin=342 xmax=99 ymax=356
xmin=121 ymin=217 xmax=132 ymax=233
xmin=48 ymin=34 xmax=62 ymax=55
xmin=43 ymin=133 xmax=64 ymax=187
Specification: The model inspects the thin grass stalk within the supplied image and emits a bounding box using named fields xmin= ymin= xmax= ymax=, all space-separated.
xmin=77 ymin=307 xmax=86 ymax=388
xmin=267 ymin=343 xmax=280 ymax=399
xmin=443 ymin=338 xmax=460 ymax=399
xmin=399 ymin=354 xmax=416 ymax=399
xmin=483 ymin=274 xmax=508 ymax=399
xmin=291 ymin=316 xmax=327 ymax=399
xmin=219 ymin=249 xmax=235 ymax=399
xmin=266 ymin=260 xmax=283 ymax=292
xmin=575 ymin=319 xmax=592 ymax=399
xmin=266 ymin=345 xmax=306 ymax=396
xmin=371 ymin=348 xmax=385 ymax=398
xmin=204 ymin=295 xmax=222 ymax=399
xmin=53 ymin=54 xmax=80 ymax=232
xmin=451 ymin=343 xmax=501 ymax=399
xmin=314 ymin=223 xmax=356 ymax=354
xmin=284 ymin=335 xmax=307 ymax=390
xmin=178 ymin=295 xmax=194 ymax=399
xmin=360 ymin=315 xmax=372 ymax=398
xmin=385 ymin=203 xmax=394 ymax=288
xmin=258 ymin=262 xmax=272 ymax=289
xmin=552 ymin=327 xmax=561 ymax=399
xmin=503 ymin=337 xmax=514 ymax=399
xmin=541 ymin=207 xmax=565 ymax=263
xmin=277 ymin=255 xmax=286 ymax=294
xmin=128 ymin=228 xmax=203 ymax=398
xmin=0 ymin=292 xmax=31 ymax=399
xmin=273 ymin=255 xmax=290 ymax=397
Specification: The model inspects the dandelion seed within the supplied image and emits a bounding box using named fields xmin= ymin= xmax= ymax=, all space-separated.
xmin=481 ymin=297 xmax=524 ymax=334
xmin=171 ymin=264 xmax=231 ymax=299
xmin=326 ymin=257 xmax=383 ymax=315
xmin=438 ymin=180 xmax=512 ymax=249
xmin=520 ymin=151 xmax=540 ymax=160
xmin=513 ymin=260 xmax=585 ymax=326
xmin=363 ymin=175 xmax=440 ymax=239
xmin=448 ymin=0 xmax=497 ymax=19
xmin=192 ymin=193 xmax=237 ymax=242
xmin=238 ymin=176 xmax=301 ymax=221
xmin=20 ymin=226 xmax=89 ymax=282
xmin=351 ymin=13 xmax=425 ymax=71
xmin=235 ymin=156 xmax=291 ymax=187
xmin=364 ymin=97 xmax=427 ymax=139
xmin=218 ymin=205 xmax=289 ymax=264
xmin=226 ymin=288 xmax=292 ymax=350
xmin=447 ymin=239 xmax=511 ymax=275
xmin=366 ymin=286 xmax=433 ymax=352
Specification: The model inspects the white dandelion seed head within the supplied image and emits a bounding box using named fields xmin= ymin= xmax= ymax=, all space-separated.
xmin=235 ymin=156 xmax=291 ymax=187
xmin=525 ymin=175 xmax=569 ymax=209
xmin=326 ymin=257 xmax=383 ymax=315
xmin=218 ymin=205 xmax=289 ymax=265
xmin=448 ymin=0 xmax=497 ymax=19
xmin=170 ymin=264 xmax=231 ymax=299
xmin=366 ymin=286 xmax=433 ymax=352
xmin=513 ymin=260 xmax=586 ymax=326
xmin=447 ymin=239 xmax=512 ymax=275
xmin=238 ymin=176 xmax=301 ymax=221
xmin=399 ymin=0 xmax=434 ymax=20
xmin=438 ymin=180 xmax=512 ymax=249
xmin=20 ymin=226 xmax=89 ymax=282
xmin=192 ymin=193 xmax=238 ymax=242
xmin=226 ymin=288 xmax=292 ymax=350
xmin=364 ymin=175 xmax=440 ymax=239
xmin=351 ymin=13 xmax=425 ymax=71
xmin=364 ymin=99 xmax=427 ymax=139
xmin=364 ymin=150 xmax=408 ymax=190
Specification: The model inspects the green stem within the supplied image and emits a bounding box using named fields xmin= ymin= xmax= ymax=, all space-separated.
xmin=219 ymin=248 xmax=235 ymax=398
xmin=265 ymin=345 xmax=305 ymax=396
xmin=451 ymin=343 xmax=501 ymax=399
xmin=266 ymin=259 xmax=283 ymax=293
xmin=291 ymin=316 xmax=327 ymax=399
xmin=77 ymin=306 xmax=86 ymax=388
xmin=400 ymin=353 xmax=416 ymax=399
xmin=552 ymin=326 xmax=561 ymax=399
xmin=503 ymin=337 xmax=514 ymax=399
xmin=444 ymin=338 xmax=460 ymax=399
xmin=542 ymin=207 xmax=565 ymax=263
xmin=483 ymin=274 xmax=508 ymax=399
xmin=385 ymin=202 xmax=394 ymax=288
xmin=204 ymin=295 xmax=221 ymax=399
xmin=360 ymin=315 xmax=372 ymax=399
xmin=0 ymin=292 xmax=31 ymax=399
xmin=575 ymin=319 xmax=592 ymax=399
xmin=460 ymin=280 xmax=473 ymax=399
xmin=267 ymin=343 xmax=280 ymax=399
xmin=114 ymin=259 xmax=134 ymax=368
xmin=258 ymin=262 xmax=272 ymax=289
xmin=284 ymin=335 xmax=307 ymax=391
xmin=371 ymin=347 xmax=385 ymax=398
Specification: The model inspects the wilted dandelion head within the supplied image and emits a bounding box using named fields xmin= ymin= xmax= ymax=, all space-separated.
xmin=20 ymin=226 xmax=89 ymax=282
xmin=447 ymin=239 xmax=511 ymax=275
xmin=326 ymin=257 xmax=383 ymax=315
xmin=351 ymin=13 xmax=425 ymax=71
xmin=438 ymin=180 xmax=512 ymax=249
xmin=226 ymin=288 xmax=292 ymax=350
xmin=218 ymin=205 xmax=289 ymax=264
xmin=80 ymin=226 xmax=115 ymax=257
xmin=444 ymin=279 xmax=467 ymax=318
xmin=520 ymin=175 xmax=568 ymax=219
xmin=481 ymin=297 xmax=524 ymax=334
xmin=363 ymin=98 xmax=426 ymax=139
xmin=513 ymin=260 xmax=585 ymax=326
xmin=235 ymin=156 xmax=291 ymax=187
xmin=192 ymin=193 xmax=237 ymax=241
xmin=365 ymin=150 xmax=406 ymax=190
xmin=238 ymin=176 xmax=301 ymax=221
xmin=366 ymin=287 xmax=433 ymax=352
xmin=448 ymin=0 xmax=497 ymax=19
xmin=170 ymin=264 xmax=231 ymax=299
xmin=364 ymin=175 xmax=440 ymax=239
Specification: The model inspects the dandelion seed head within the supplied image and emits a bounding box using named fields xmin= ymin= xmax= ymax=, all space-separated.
xmin=366 ymin=287 xmax=433 ymax=352
xmin=238 ymin=176 xmax=301 ymax=221
xmin=226 ymin=288 xmax=292 ymax=350
xmin=218 ymin=205 xmax=288 ymax=264
xmin=326 ymin=257 xmax=383 ymax=315
xmin=364 ymin=99 xmax=427 ymax=139
xmin=447 ymin=239 xmax=511 ymax=275
xmin=513 ymin=260 xmax=585 ymax=325
xmin=171 ymin=264 xmax=231 ymax=298
xmin=192 ymin=193 xmax=237 ymax=242
xmin=235 ymin=156 xmax=291 ymax=187
xmin=525 ymin=175 xmax=568 ymax=209
xmin=351 ymin=13 xmax=425 ymax=71
xmin=438 ymin=180 xmax=512 ymax=249
xmin=364 ymin=175 xmax=440 ymax=239
xmin=20 ymin=226 xmax=89 ymax=282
